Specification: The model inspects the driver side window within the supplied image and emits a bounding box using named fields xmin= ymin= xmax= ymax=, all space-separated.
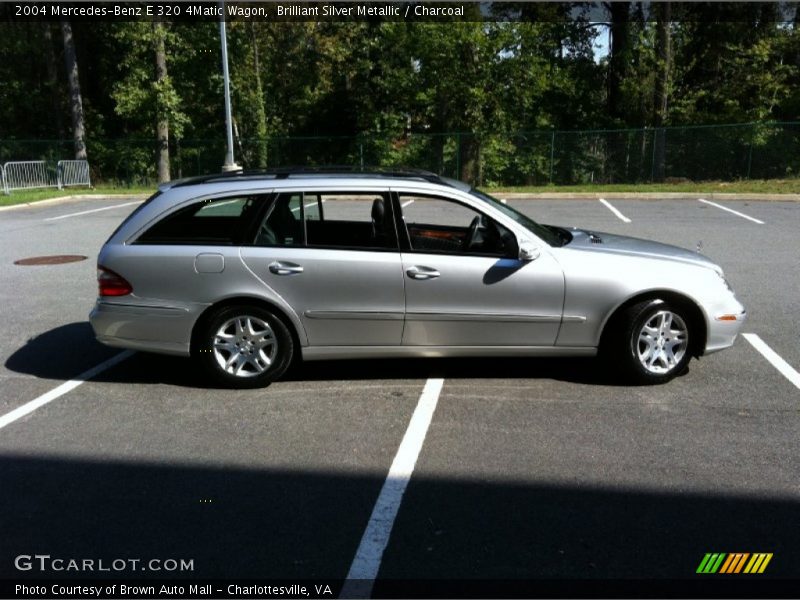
xmin=398 ymin=194 xmax=514 ymax=257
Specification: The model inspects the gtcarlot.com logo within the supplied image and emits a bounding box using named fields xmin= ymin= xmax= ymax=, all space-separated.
xmin=14 ymin=554 xmax=194 ymax=573
xmin=696 ymin=552 xmax=773 ymax=574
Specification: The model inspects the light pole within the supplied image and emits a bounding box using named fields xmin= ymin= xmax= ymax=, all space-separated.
xmin=219 ymin=1 xmax=240 ymax=172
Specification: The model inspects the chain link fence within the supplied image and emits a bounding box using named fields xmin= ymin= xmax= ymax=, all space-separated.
xmin=1 ymin=121 xmax=798 ymax=187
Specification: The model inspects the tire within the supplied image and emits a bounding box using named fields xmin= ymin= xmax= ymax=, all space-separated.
xmin=195 ymin=304 xmax=294 ymax=389
xmin=609 ymin=299 xmax=693 ymax=385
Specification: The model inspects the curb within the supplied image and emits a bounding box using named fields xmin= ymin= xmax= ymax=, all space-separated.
xmin=0 ymin=193 xmax=149 ymax=212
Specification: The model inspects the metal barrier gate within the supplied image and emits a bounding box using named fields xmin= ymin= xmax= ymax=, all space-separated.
xmin=57 ymin=160 xmax=91 ymax=189
xmin=2 ymin=161 xmax=58 ymax=194
xmin=2 ymin=159 xmax=91 ymax=194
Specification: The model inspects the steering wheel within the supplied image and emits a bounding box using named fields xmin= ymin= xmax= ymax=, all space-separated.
xmin=465 ymin=215 xmax=484 ymax=250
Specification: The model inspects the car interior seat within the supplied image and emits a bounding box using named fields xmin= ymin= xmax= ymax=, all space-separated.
xmin=371 ymin=197 xmax=387 ymax=246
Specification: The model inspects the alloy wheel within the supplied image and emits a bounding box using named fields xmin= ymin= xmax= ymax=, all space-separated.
xmin=636 ymin=310 xmax=688 ymax=374
xmin=212 ymin=315 xmax=278 ymax=377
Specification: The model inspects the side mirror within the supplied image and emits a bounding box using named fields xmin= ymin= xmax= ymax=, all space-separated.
xmin=519 ymin=241 xmax=540 ymax=261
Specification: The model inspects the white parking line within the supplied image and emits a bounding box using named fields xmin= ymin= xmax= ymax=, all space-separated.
xmin=44 ymin=201 xmax=143 ymax=221
xmin=698 ymin=199 xmax=764 ymax=225
xmin=401 ymin=199 xmax=415 ymax=208
xmin=598 ymin=198 xmax=631 ymax=223
xmin=291 ymin=198 xmax=326 ymax=213
xmin=743 ymin=333 xmax=800 ymax=390
xmin=212 ymin=199 xmax=241 ymax=208
xmin=0 ymin=350 xmax=134 ymax=431
xmin=341 ymin=377 xmax=444 ymax=598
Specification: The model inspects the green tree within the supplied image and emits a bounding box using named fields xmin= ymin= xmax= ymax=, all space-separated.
xmin=112 ymin=22 xmax=188 ymax=180
xmin=670 ymin=5 xmax=797 ymax=124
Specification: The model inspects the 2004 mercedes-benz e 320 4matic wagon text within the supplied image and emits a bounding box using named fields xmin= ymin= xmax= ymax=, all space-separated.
xmin=90 ymin=168 xmax=746 ymax=388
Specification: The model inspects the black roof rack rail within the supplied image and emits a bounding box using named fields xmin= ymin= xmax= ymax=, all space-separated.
xmin=164 ymin=165 xmax=455 ymax=190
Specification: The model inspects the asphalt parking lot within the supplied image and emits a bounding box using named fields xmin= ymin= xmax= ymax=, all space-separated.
xmin=1 ymin=193 xmax=798 ymax=594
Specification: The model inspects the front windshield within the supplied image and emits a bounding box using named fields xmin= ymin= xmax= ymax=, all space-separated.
xmin=469 ymin=188 xmax=564 ymax=247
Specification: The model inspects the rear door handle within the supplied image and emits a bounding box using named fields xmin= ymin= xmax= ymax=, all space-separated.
xmin=269 ymin=261 xmax=304 ymax=275
xmin=406 ymin=266 xmax=440 ymax=280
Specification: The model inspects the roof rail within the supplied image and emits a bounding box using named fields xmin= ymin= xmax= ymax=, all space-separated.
xmin=164 ymin=166 xmax=454 ymax=190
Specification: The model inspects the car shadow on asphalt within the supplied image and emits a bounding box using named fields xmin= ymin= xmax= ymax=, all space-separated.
xmin=0 ymin=454 xmax=796 ymax=589
xmin=4 ymin=322 xmax=121 ymax=381
xmin=5 ymin=321 xmax=680 ymax=388
xmin=282 ymin=355 xmax=634 ymax=386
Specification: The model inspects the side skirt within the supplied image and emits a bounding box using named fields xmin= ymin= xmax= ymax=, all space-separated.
xmin=301 ymin=345 xmax=597 ymax=361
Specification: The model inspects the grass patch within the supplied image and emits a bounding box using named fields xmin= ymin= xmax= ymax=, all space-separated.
xmin=0 ymin=185 xmax=155 ymax=207
xmin=486 ymin=179 xmax=800 ymax=195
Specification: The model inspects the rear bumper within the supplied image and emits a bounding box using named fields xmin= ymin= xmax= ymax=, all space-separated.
xmin=89 ymin=300 xmax=196 ymax=356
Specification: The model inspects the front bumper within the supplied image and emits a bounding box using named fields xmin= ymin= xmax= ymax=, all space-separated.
xmin=704 ymin=304 xmax=747 ymax=355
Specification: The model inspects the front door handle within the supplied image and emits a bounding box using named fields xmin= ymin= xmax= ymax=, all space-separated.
xmin=406 ymin=266 xmax=440 ymax=280
xmin=269 ymin=261 xmax=304 ymax=275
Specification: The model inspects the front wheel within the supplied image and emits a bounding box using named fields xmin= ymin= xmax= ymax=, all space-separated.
xmin=195 ymin=305 xmax=294 ymax=388
xmin=611 ymin=300 xmax=693 ymax=384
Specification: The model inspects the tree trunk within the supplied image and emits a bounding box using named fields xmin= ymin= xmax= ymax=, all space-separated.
xmin=432 ymin=99 xmax=446 ymax=174
xmin=43 ymin=23 xmax=65 ymax=139
xmin=605 ymin=2 xmax=630 ymax=182
xmin=459 ymin=133 xmax=480 ymax=186
xmin=60 ymin=20 xmax=87 ymax=160
xmin=251 ymin=22 xmax=268 ymax=168
xmin=652 ymin=2 xmax=672 ymax=182
xmin=153 ymin=21 xmax=170 ymax=183
xmin=606 ymin=2 xmax=630 ymax=123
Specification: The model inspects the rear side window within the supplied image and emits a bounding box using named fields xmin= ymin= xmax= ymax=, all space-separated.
xmin=253 ymin=191 xmax=397 ymax=251
xmin=135 ymin=195 xmax=264 ymax=245
xmin=305 ymin=192 xmax=396 ymax=250
xmin=254 ymin=193 xmax=304 ymax=246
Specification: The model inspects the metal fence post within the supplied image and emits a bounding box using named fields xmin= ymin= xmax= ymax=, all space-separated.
xmin=650 ymin=128 xmax=658 ymax=182
xmin=549 ymin=129 xmax=555 ymax=184
xmin=456 ymin=132 xmax=461 ymax=179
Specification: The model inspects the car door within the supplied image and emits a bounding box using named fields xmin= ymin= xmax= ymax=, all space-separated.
xmin=240 ymin=188 xmax=405 ymax=346
xmin=394 ymin=190 xmax=565 ymax=346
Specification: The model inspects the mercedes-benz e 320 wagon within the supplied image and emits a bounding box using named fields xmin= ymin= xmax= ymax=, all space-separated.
xmin=90 ymin=169 xmax=746 ymax=388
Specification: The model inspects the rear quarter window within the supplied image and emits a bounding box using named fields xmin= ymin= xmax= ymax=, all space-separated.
xmin=105 ymin=190 xmax=162 ymax=243
xmin=134 ymin=195 xmax=265 ymax=245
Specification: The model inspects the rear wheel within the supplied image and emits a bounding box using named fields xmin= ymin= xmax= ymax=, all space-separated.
xmin=610 ymin=300 xmax=693 ymax=384
xmin=196 ymin=305 xmax=293 ymax=388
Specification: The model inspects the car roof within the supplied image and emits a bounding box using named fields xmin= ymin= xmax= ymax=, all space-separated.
xmin=158 ymin=167 xmax=471 ymax=194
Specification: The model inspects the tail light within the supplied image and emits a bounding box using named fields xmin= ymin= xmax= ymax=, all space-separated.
xmin=97 ymin=265 xmax=133 ymax=297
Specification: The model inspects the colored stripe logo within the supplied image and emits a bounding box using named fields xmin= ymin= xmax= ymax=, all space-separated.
xmin=697 ymin=553 xmax=773 ymax=574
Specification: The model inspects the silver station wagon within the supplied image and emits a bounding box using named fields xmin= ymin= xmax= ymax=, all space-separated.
xmin=90 ymin=169 xmax=746 ymax=387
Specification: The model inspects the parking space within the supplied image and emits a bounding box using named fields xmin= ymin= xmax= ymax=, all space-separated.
xmin=1 ymin=194 xmax=799 ymax=588
xmin=0 ymin=353 xmax=426 ymax=578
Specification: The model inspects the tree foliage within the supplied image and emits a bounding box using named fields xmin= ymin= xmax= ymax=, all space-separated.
xmin=0 ymin=7 xmax=798 ymax=184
